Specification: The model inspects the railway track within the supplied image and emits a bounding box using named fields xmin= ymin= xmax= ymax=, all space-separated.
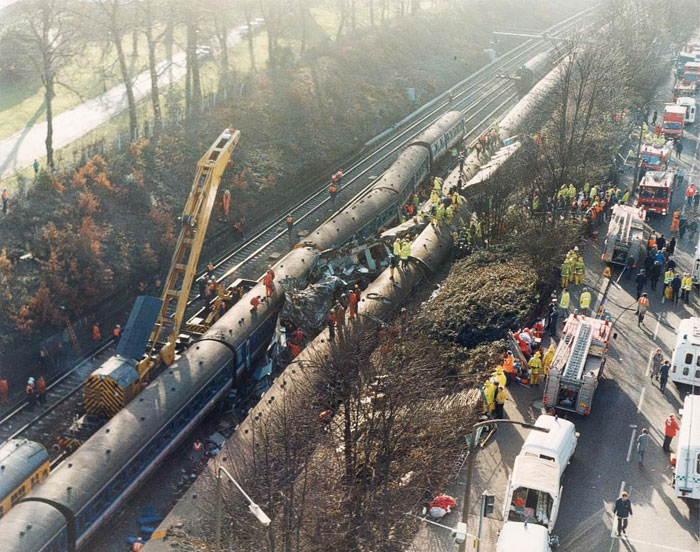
xmin=0 ymin=9 xmax=590 ymax=457
xmin=182 ymin=11 xmax=589 ymax=300
xmin=0 ymin=342 xmax=113 ymax=460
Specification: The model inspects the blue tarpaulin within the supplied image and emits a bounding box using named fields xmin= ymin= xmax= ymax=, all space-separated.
xmin=116 ymin=296 xmax=163 ymax=360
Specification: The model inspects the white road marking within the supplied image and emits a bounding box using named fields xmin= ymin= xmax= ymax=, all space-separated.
xmin=637 ymin=387 xmax=646 ymax=413
xmin=645 ymin=349 xmax=654 ymax=376
xmin=626 ymin=430 xmax=637 ymax=462
xmin=610 ymin=481 xmax=625 ymax=538
xmin=624 ymin=537 xmax=695 ymax=552
xmin=654 ymin=317 xmax=660 ymax=340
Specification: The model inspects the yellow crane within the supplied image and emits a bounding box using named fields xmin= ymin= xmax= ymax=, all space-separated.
xmin=79 ymin=128 xmax=240 ymax=427
xmin=142 ymin=127 xmax=241 ymax=369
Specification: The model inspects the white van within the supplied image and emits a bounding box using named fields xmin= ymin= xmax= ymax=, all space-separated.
xmin=692 ymin=233 xmax=700 ymax=287
xmin=497 ymin=521 xmax=552 ymax=552
xmin=521 ymin=415 xmax=578 ymax=476
xmin=502 ymin=454 xmax=562 ymax=533
xmin=670 ymin=318 xmax=700 ymax=386
xmin=673 ymin=395 xmax=700 ymax=500
xmin=676 ymin=97 xmax=697 ymax=124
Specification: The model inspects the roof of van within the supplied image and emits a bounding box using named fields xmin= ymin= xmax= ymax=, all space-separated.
xmin=524 ymin=415 xmax=576 ymax=453
xmin=675 ymin=318 xmax=700 ymax=347
xmin=665 ymin=105 xmax=686 ymax=115
xmin=511 ymin=454 xmax=560 ymax=495
xmin=678 ymin=395 xmax=700 ymax=449
xmin=497 ymin=522 xmax=550 ymax=552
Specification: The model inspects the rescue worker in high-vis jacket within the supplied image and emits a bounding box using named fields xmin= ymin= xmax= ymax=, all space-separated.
xmin=528 ymin=351 xmax=543 ymax=387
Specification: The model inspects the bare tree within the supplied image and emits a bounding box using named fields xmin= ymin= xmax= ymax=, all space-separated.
xmin=242 ymin=0 xmax=257 ymax=73
xmin=139 ymin=0 xmax=164 ymax=134
xmin=87 ymin=0 xmax=139 ymax=141
xmin=336 ymin=0 xmax=347 ymax=40
xmin=17 ymin=0 xmax=77 ymax=169
xmin=297 ymin=0 xmax=307 ymax=56
xmin=184 ymin=9 xmax=202 ymax=117
xmin=260 ymin=0 xmax=284 ymax=68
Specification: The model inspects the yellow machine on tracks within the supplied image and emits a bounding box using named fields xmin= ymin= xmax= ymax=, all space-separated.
xmin=80 ymin=128 xmax=241 ymax=420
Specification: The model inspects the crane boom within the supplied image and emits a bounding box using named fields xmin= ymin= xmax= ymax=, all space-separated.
xmin=148 ymin=127 xmax=241 ymax=360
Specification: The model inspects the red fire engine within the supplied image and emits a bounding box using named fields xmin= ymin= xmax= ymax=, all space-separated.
xmin=637 ymin=170 xmax=674 ymax=216
xmin=639 ymin=142 xmax=671 ymax=171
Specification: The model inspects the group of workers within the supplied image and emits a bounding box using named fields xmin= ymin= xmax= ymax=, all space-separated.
xmin=91 ymin=322 xmax=126 ymax=344
xmin=560 ymin=246 xmax=586 ymax=289
xmin=328 ymin=170 xmax=344 ymax=204
xmin=284 ymin=283 xmax=362 ymax=359
xmin=390 ymin=236 xmax=413 ymax=280
xmin=25 ymin=376 xmax=47 ymax=409
xmin=559 ymin=245 xmax=593 ymax=318
xmin=556 ymin=181 xmax=630 ymax=224
xmin=636 ymin=233 xmax=693 ymax=304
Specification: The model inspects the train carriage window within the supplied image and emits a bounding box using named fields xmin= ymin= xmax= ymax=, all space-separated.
xmin=696 ymin=369 xmax=700 ymax=380
xmin=685 ymin=353 xmax=693 ymax=364
xmin=10 ymin=486 xmax=26 ymax=506
xmin=696 ymin=356 xmax=700 ymax=366
xmin=683 ymin=366 xmax=690 ymax=376
xmin=31 ymin=472 xmax=40 ymax=488
xmin=696 ymin=453 xmax=700 ymax=475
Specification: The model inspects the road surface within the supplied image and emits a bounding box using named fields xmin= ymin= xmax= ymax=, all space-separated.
xmin=406 ymin=78 xmax=700 ymax=552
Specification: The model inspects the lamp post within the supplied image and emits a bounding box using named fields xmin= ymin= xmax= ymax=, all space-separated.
xmin=458 ymin=419 xmax=550 ymax=552
xmin=215 ymin=466 xmax=271 ymax=552
xmin=632 ymin=108 xmax=645 ymax=195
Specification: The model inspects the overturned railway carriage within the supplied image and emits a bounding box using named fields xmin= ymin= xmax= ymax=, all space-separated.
xmin=0 ymin=112 xmax=465 ymax=552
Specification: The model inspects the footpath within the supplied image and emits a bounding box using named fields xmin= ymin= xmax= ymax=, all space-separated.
xmin=0 ymin=28 xmax=246 ymax=179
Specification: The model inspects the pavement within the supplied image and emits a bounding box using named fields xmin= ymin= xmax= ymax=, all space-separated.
xmin=406 ymin=85 xmax=700 ymax=551
xmin=0 ymin=28 xmax=244 ymax=179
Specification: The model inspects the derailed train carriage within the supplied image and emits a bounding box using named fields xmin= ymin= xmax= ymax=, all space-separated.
xmin=0 ymin=111 xmax=465 ymax=552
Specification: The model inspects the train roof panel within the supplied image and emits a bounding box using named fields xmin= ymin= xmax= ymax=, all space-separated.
xmin=0 ymin=500 xmax=66 ymax=552
xmin=465 ymin=143 xmax=521 ymax=186
xmin=0 ymin=439 xmax=49 ymax=499
xmin=411 ymin=111 xmax=463 ymax=144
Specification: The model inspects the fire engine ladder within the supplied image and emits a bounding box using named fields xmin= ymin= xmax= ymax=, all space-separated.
xmin=619 ymin=210 xmax=634 ymax=245
xmin=147 ymin=128 xmax=241 ymax=359
xmin=563 ymin=321 xmax=594 ymax=380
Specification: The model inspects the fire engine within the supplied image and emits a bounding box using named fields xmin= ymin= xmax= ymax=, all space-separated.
xmin=662 ymin=105 xmax=686 ymax=138
xmin=637 ymin=170 xmax=674 ymax=216
xmin=639 ymin=142 xmax=671 ymax=171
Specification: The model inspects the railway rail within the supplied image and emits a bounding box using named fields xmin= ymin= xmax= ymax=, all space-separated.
xmin=185 ymin=10 xmax=589 ymax=295
xmin=0 ymin=7 xmax=588 ymax=463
